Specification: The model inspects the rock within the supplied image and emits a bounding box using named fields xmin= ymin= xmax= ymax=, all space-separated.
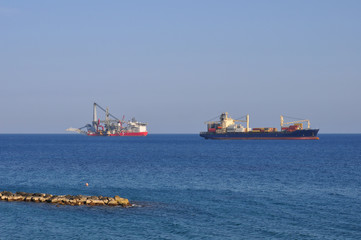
xmin=49 ymin=196 xmax=63 ymax=204
xmin=32 ymin=196 xmax=40 ymax=202
xmin=1 ymin=191 xmax=13 ymax=196
xmin=7 ymin=196 xmax=14 ymax=201
xmin=58 ymin=197 xmax=67 ymax=204
xmin=13 ymin=195 xmax=25 ymax=201
xmin=75 ymin=195 xmax=85 ymax=200
xmin=68 ymin=199 xmax=78 ymax=205
xmin=90 ymin=199 xmax=105 ymax=206
xmin=107 ymin=199 xmax=118 ymax=206
xmin=114 ymin=195 xmax=130 ymax=206
xmin=25 ymin=196 xmax=33 ymax=202
xmin=76 ymin=196 xmax=87 ymax=204
xmin=41 ymin=197 xmax=50 ymax=202
xmin=16 ymin=192 xmax=27 ymax=196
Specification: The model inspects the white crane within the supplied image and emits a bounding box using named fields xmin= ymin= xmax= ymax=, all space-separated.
xmin=280 ymin=115 xmax=310 ymax=129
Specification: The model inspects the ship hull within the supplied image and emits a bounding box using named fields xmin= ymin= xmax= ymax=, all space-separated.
xmin=109 ymin=132 xmax=148 ymax=136
xmin=200 ymin=129 xmax=319 ymax=140
xmin=87 ymin=132 xmax=148 ymax=136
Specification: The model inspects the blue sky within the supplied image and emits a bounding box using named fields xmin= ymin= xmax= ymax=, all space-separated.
xmin=1 ymin=1 xmax=360 ymax=133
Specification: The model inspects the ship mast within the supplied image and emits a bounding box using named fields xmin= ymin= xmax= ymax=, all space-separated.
xmin=246 ymin=114 xmax=249 ymax=131
xmin=92 ymin=102 xmax=98 ymax=129
xmin=105 ymin=107 xmax=110 ymax=131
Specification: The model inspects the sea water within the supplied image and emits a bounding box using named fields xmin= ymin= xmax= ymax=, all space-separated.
xmin=0 ymin=134 xmax=360 ymax=239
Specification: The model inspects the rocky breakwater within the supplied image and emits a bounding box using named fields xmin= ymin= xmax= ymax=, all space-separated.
xmin=0 ymin=191 xmax=131 ymax=207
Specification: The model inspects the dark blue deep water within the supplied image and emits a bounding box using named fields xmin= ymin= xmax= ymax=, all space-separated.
xmin=1 ymin=134 xmax=361 ymax=239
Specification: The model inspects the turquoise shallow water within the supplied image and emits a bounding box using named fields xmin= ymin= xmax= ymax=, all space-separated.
xmin=0 ymin=134 xmax=361 ymax=239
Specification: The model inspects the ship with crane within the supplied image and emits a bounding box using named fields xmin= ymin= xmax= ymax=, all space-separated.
xmin=200 ymin=113 xmax=319 ymax=140
xmin=66 ymin=103 xmax=148 ymax=136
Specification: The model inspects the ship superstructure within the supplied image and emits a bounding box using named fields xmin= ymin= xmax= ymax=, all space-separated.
xmin=67 ymin=103 xmax=148 ymax=136
xmin=200 ymin=113 xmax=319 ymax=140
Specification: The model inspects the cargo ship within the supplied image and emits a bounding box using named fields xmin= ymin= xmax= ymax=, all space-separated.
xmin=66 ymin=103 xmax=148 ymax=136
xmin=200 ymin=113 xmax=319 ymax=140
